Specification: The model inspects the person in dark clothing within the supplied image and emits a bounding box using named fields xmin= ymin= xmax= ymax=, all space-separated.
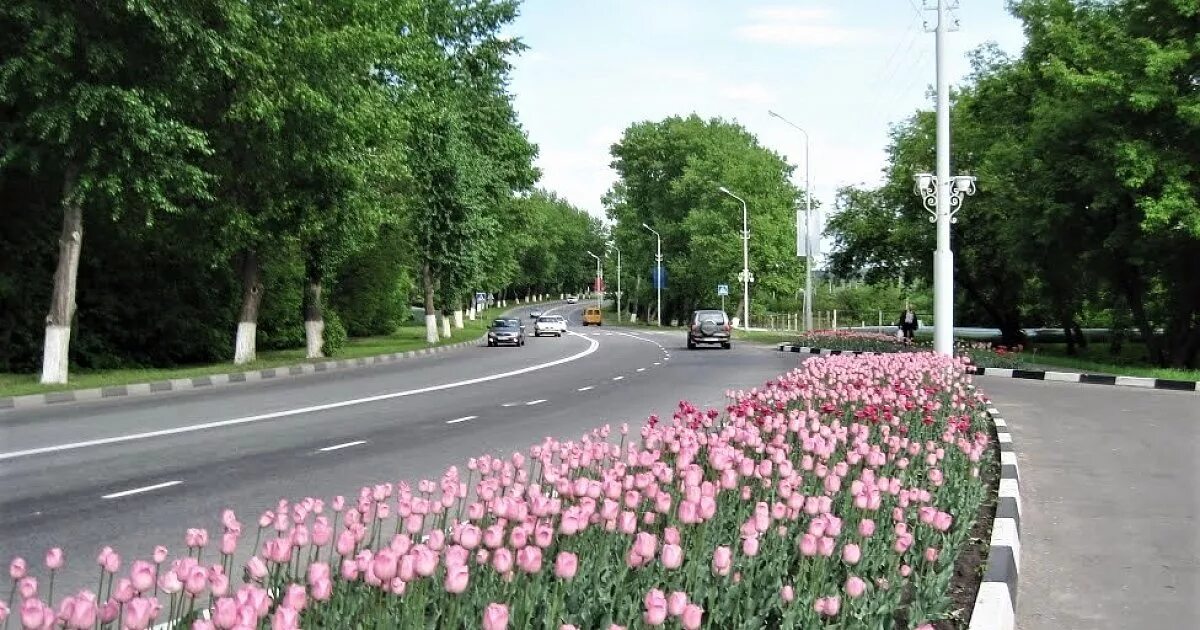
xmin=898 ymin=307 xmax=918 ymax=341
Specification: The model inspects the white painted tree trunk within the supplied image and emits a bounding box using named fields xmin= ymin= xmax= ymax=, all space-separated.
xmin=441 ymin=315 xmax=452 ymax=338
xmin=468 ymin=306 xmax=476 ymax=321
xmin=40 ymin=325 xmax=71 ymax=385
xmin=425 ymin=314 xmax=439 ymax=343
xmin=305 ymin=320 xmax=325 ymax=358
xmin=234 ymin=322 xmax=257 ymax=364
xmin=453 ymin=309 xmax=464 ymax=329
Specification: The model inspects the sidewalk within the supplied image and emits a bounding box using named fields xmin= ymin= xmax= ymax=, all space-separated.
xmin=979 ymin=378 xmax=1200 ymax=629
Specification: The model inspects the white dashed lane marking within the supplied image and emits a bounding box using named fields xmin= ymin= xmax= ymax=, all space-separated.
xmin=445 ymin=416 xmax=477 ymax=425
xmin=577 ymin=386 xmax=593 ymax=392
xmin=525 ymin=399 xmax=547 ymax=406
xmin=612 ymin=376 xmax=624 ymax=381
xmin=102 ymin=480 xmax=183 ymax=500
xmin=636 ymin=368 xmax=646 ymax=372
xmin=318 ymin=440 xmax=366 ymax=452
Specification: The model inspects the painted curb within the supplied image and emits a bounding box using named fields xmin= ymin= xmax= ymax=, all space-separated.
xmin=968 ymin=402 xmax=1021 ymax=630
xmin=0 ymin=305 xmax=559 ymax=411
xmin=777 ymin=344 xmax=1199 ymax=393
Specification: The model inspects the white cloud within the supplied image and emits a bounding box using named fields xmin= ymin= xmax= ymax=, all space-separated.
xmin=736 ymin=3 xmax=870 ymax=47
xmin=720 ymin=81 xmax=777 ymax=105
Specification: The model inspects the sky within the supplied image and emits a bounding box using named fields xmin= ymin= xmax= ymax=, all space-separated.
xmin=505 ymin=0 xmax=1028 ymax=257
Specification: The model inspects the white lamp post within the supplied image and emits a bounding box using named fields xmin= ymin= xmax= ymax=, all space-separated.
xmin=641 ymin=223 xmax=662 ymax=326
xmin=767 ymin=109 xmax=814 ymax=332
xmin=609 ymin=245 xmax=621 ymax=323
xmin=717 ymin=186 xmax=751 ymax=330
xmin=586 ymin=251 xmax=603 ymax=311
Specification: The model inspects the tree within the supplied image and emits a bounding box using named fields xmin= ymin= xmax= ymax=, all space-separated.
xmin=1 ymin=0 xmax=244 ymax=382
xmin=606 ymin=115 xmax=806 ymax=324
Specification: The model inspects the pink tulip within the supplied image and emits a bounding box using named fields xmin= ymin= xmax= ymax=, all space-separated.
xmin=44 ymin=548 xmax=64 ymax=571
xmin=311 ymin=577 xmax=333 ymax=601
xmin=271 ymin=606 xmax=299 ymax=630
xmin=858 ymin=518 xmax=876 ymax=537
xmin=282 ymin=583 xmax=306 ymax=612
xmin=711 ymin=546 xmax=732 ymax=576
xmin=97 ymin=547 xmax=120 ymax=573
xmin=482 ymin=603 xmax=509 ymax=630
xmin=742 ymin=536 xmax=760 ymax=557
xmin=846 ymin=576 xmax=867 ymax=598
xmin=8 ymin=557 xmax=26 ymax=580
xmin=17 ymin=576 xmax=36 ymax=599
xmin=934 ymin=511 xmax=953 ymax=532
xmin=925 ymin=547 xmax=939 ymax=563
xmin=553 ymin=552 xmax=578 ymax=580
xmin=371 ymin=550 xmax=397 ymax=582
xmin=213 ymin=598 xmax=238 ymax=629
xmin=660 ymin=543 xmax=683 ymax=570
xmin=114 ymin=578 xmax=136 ymax=603
xmin=184 ymin=566 xmax=207 ymax=596
xmin=158 ymin=571 xmax=183 ymax=594
xmin=340 ymin=558 xmax=358 ymax=581
xmin=19 ymin=599 xmax=47 ymax=629
xmin=633 ymin=532 xmax=657 ymax=558
xmin=491 ymin=548 xmax=513 ymax=574
xmin=781 ymin=585 xmax=795 ymax=603
xmin=680 ymin=603 xmax=703 ymax=630
xmin=122 ymin=597 xmax=156 ymax=630
xmin=445 ymin=564 xmax=469 ymax=594
xmin=67 ymin=596 xmax=97 ymax=628
xmin=643 ymin=588 xmax=668 ymax=625
xmin=336 ymin=529 xmax=356 ymax=556
xmin=516 ymin=546 xmax=542 ymax=574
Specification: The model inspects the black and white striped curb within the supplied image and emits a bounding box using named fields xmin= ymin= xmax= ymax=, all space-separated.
xmin=969 ymin=402 xmax=1021 ymax=630
xmin=776 ymin=344 xmax=885 ymax=357
xmin=0 ymin=338 xmax=485 ymax=411
xmin=968 ymin=366 xmax=1198 ymax=392
xmin=778 ymin=344 xmax=1199 ymax=393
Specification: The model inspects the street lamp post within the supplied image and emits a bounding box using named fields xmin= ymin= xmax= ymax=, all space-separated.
xmin=611 ymin=245 xmax=621 ymax=323
xmin=641 ymin=223 xmax=662 ymax=326
xmin=586 ymin=251 xmax=603 ymax=311
xmin=767 ymin=110 xmax=813 ymax=332
xmin=914 ymin=0 xmax=976 ymax=356
xmin=718 ymin=186 xmax=751 ymax=330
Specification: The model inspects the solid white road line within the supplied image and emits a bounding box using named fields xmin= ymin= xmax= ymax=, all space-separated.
xmin=525 ymin=399 xmax=547 ymax=406
xmin=0 ymin=332 xmax=601 ymax=462
xmin=102 ymin=480 xmax=183 ymax=500
xmin=445 ymin=416 xmax=477 ymax=425
xmin=613 ymin=376 xmax=624 ymax=381
xmin=318 ymin=440 xmax=366 ymax=452
xmin=577 ymin=386 xmax=593 ymax=392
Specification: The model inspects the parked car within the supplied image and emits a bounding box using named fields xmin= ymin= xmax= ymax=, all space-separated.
xmin=487 ymin=319 xmax=525 ymax=347
xmin=529 ymin=308 xmax=543 ymax=319
xmin=534 ymin=315 xmax=567 ymax=337
xmin=582 ymin=307 xmax=603 ymax=326
xmin=687 ymin=309 xmax=731 ymax=349
xmin=566 ymin=295 xmax=578 ymax=304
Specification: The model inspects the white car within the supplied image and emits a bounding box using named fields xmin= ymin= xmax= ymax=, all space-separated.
xmin=534 ymin=315 xmax=567 ymax=337
xmin=566 ymin=295 xmax=578 ymax=304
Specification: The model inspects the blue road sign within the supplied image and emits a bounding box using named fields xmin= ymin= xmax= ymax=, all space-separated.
xmin=651 ymin=265 xmax=668 ymax=290
xmin=717 ymin=284 xmax=729 ymax=296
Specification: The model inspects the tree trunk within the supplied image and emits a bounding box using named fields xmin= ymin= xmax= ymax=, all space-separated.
xmin=234 ymin=249 xmax=264 ymax=365
xmin=39 ymin=164 xmax=83 ymax=385
xmin=1061 ymin=312 xmax=1077 ymax=356
xmin=1119 ymin=270 xmax=1163 ymax=365
xmin=1073 ymin=323 xmax=1087 ymax=349
xmin=441 ymin=312 xmax=452 ymax=338
xmin=453 ymin=306 xmax=464 ymax=329
xmin=422 ymin=262 xmax=439 ymax=343
xmin=303 ymin=267 xmax=324 ymax=359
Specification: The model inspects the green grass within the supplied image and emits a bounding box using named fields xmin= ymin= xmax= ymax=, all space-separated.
xmin=1024 ymin=343 xmax=1200 ymax=381
xmin=0 ymin=306 xmax=513 ymax=398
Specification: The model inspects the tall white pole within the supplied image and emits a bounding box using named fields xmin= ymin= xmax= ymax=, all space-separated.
xmin=615 ymin=246 xmax=622 ymax=323
xmin=643 ymin=223 xmax=662 ymax=327
xmin=719 ymin=187 xmax=751 ymax=329
xmin=933 ymin=0 xmax=953 ymax=356
xmin=804 ymin=137 xmax=813 ymax=332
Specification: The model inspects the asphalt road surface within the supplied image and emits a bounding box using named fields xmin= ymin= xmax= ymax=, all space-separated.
xmin=0 ymin=302 xmax=798 ymax=595
xmin=979 ymin=376 xmax=1200 ymax=630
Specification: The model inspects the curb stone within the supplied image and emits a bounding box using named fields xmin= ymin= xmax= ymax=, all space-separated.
xmin=776 ymin=344 xmax=1199 ymax=393
xmin=968 ymin=402 xmax=1021 ymax=630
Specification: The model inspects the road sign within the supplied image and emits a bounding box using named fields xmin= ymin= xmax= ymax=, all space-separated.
xmin=475 ymin=292 xmax=489 ymax=305
xmin=717 ymin=284 xmax=729 ymax=296
xmin=651 ymin=265 xmax=668 ymax=290
xmin=736 ymin=271 xmax=755 ymax=283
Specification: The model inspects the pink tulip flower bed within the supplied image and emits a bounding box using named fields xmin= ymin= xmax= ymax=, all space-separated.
xmin=3 ymin=352 xmax=998 ymax=629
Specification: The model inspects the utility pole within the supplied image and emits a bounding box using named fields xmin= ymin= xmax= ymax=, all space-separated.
xmin=914 ymin=0 xmax=976 ymax=355
xmin=642 ymin=224 xmax=663 ymax=326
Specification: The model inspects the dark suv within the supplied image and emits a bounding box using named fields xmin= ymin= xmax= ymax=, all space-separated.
xmin=687 ymin=309 xmax=731 ymax=350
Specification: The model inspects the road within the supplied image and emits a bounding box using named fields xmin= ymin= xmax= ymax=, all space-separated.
xmin=979 ymin=377 xmax=1200 ymax=629
xmin=0 ymin=302 xmax=797 ymax=596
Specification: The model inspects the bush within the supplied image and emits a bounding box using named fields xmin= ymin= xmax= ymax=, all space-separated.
xmin=322 ymin=309 xmax=348 ymax=356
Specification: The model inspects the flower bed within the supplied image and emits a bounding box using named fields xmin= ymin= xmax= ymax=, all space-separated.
xmin=4 ymin=352 xmax=997 ymax=629
xmin=796 ymin=330 xmax=1025 ymax=370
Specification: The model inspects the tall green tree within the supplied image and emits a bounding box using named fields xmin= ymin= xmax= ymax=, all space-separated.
xmin=1 ymin=0 xmax=246 ymax=383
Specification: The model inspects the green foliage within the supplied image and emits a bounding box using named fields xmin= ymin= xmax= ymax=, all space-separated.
xmin=825 ymin=0 xmax=1199 ymax=365
xmin=606 ymin=115 xmax=807 ymax=323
